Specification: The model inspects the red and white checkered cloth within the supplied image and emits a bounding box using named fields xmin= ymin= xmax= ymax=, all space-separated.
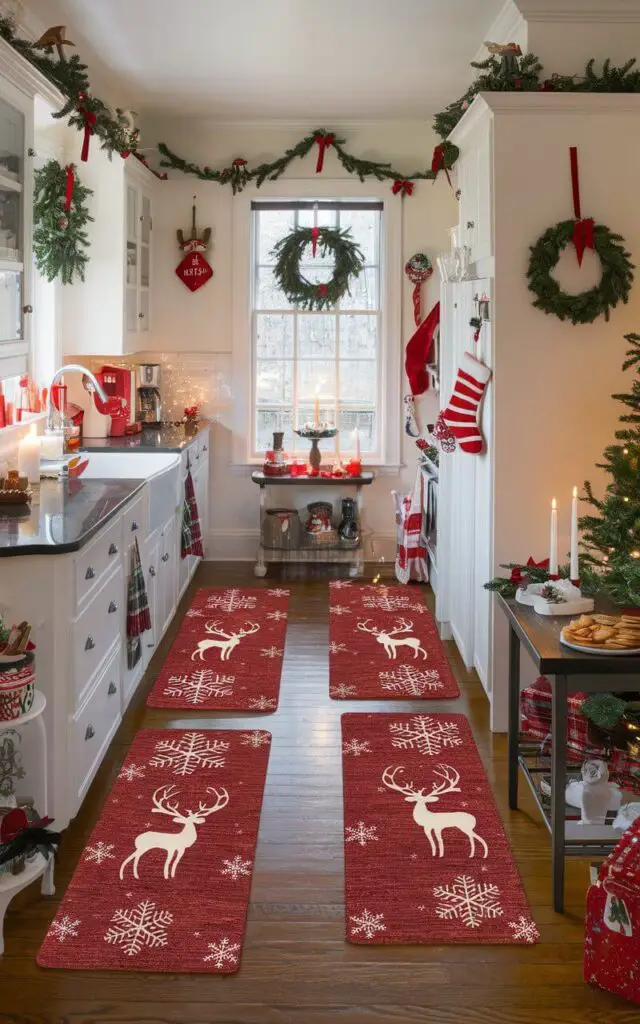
xmin=394 ymin=466 xmax=428 ymax=584
xmin=183 ymin=468 xmax=204 ymax=558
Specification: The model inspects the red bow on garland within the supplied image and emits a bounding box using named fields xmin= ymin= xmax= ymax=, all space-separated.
xmin=64 ymin=164 xmax=74 ymax=213
xmin=431 ymin=144 xmax=452 ymax=186
xmin=314 ymin=133 xmax=335 ymax=173
xmin=509 ymin=557 xmax=550 ymax=586
xmin=526 ymin=556 xmax=550 ymax=569
xmin=392 ymin=179 xmax=414 ymax=197
xmin=77 ymin=93 xmax=97 ymax=163
xmin=569 ymin=146 xmax=595 ymax=266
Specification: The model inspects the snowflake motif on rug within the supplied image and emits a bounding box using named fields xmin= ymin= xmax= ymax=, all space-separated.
xmin=343 ymin=738 xmax=372 ymax=757
xmin=362 ymin=594 xmax=414 ymax=611
xmin=330 ymin=605 xmax=352 ymax=615
xmin=389 ymin=715 xmax=462 ymax=756
xmin=118 ymin=763 xmax=146 ymax=782
xmin=84 ymin=841 xmax=115 ymax=865
xmin=185 ymin=608 xmax=205 ymax=618
xmin=433 ymin=875 xmax=503 ymax=929
xmin=149 ymin=732 xmax=229 ymax=775
xmin=163 ymin=669 xmax=235 ymax=704
xmin=104 ymin=899 xmax=173 ymax=956
xmin=49 ymin=915 xmax=80 ymax=942
xmin=345 ymin=821 xmax=379 ymax=847
xmin=329 ymin=641 xmax=347 ymax=655
xmin=350 ymin=909 xmax=386 ymax=939
xmin=379 ymin=665 xmax=443 ymax=697
xmin=266 ymin=610 xmax=288 ymax=621
xmin=248 ymin=695 xmax=277 ymax=711
xmin=221 ymin=855 xmax=253 ymax=880
xmin=206 ymin=588 xmax=258 ymax=612
xmin=329 ymin=580 xmax=352 ymax=589
xmin=267 ymin=588 xmax=289 ymax=598
xmin=332 ymin=683 xmax=358 ymax=698
xmin=203 ymin=936 xmax=241 ymax=968
xmin=509 ymin=916 xmax=539 ymax=943
xmin=260 ymin=646 xmax=283 ymax=659
xmin=241 ymin=730 xmax=271 ymax=748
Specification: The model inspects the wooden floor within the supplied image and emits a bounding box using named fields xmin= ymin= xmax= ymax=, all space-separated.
xmin=0 ymin=563 xmax=634 ymax=1023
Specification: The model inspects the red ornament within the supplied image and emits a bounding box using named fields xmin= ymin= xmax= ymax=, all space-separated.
xmin=175 ymin=251 xmax=213 ymax=292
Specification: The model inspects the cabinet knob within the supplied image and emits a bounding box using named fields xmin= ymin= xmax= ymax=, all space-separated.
xmin=138 ymin=312 xmax=145 ymax=319
xmin=85 ymin=725 xmax=95 ymax=741
xmin=466 ymin=220 xmax=475 ymax=229
xmin=149 ymin=566 xmax=156 ymax=577
xmin=108 ymin=681 xmax=117 ymax=696
xmin=131 ymin=521 xmax=138 ymax=532
xmin=85 ymin=636 xmax=95 ymax=651
xmin=108 ymin=543 xmax=118 ymax=555
xmin=22 ymin=304 xmax=33 ymax=314
xmin=161 ymin=553 xmax=170 ymax=562
xmin=202 ymin=444 xmax=208 ymax=452
xmin=108 ymin=600 xmax=118 ymax=613
xmin=85 ymin=566 xmax=95 ymax=580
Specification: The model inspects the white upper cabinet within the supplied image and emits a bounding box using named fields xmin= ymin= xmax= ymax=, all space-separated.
xmin=451 ymin=106 xmax=493 ymax=269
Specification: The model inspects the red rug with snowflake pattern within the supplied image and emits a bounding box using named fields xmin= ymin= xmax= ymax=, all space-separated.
xmin=342 ymin=713 xmax=537 ymax=945
xmin=38 ymin=727 xmax=270 ymax=973
xmin=146 ymin=587 xmax=289 ymax=711
xmin=329 ymin=582 xmax=459 ymax=700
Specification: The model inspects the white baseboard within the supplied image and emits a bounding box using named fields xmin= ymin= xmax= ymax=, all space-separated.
xmin=203 ymin=530 xmax=398 ymax=563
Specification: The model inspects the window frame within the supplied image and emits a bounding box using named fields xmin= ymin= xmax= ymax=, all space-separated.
xmin=231 ymin=177 xmax=402 ymax=468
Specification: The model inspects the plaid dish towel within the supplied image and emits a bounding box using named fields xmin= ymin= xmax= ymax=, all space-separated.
xmin=127 ymin=536 xmax=152 ymax=638
xmin=181 ymin=498 xmax=193 ymax=559
xmin=185 ymin=468 xmax=204 ymax=557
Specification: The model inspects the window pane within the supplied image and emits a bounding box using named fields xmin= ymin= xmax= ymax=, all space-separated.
xmin=258 ymin=209 xmax=295 ymax=264
xmin=339 ymin=267 xmax=378 ymax=310
xmin=256 ymin=360 xmax=293 ymax=405
xmin=340 ymin=314 xmax=377 ymax=358
xmin=298 ymin=208 xmax=337 ymax=230
xmin=257 ymin=267 xmax=289 ymax=309
xmin=256 ymin=313 xmax=294 ymax=358
xmin=296 ymin=359 xmax=336 ymax=403
xmin=297 ymin=315 xmax=335 ymax=358
xmin=339 ymin=360 xmax=376 ymax=404
xmin=339 ymin=209 xmax=378 ymax=264
xmin=338 ymin=410 xmax=376 ymax=452
xmin=256 ymin=408 xmax=293 ymax=452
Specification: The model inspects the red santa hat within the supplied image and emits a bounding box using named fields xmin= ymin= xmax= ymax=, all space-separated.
xmin=405 ymin=301 xmax=440 ymax=396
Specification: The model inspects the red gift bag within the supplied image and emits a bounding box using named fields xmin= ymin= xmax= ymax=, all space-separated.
xmin=584 ymin=817 xmax=640 ymax=1003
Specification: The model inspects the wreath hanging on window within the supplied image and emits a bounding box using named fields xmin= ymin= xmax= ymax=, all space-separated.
xmin=33 ymin=159 xmax=93 ymax=285
xmin=527 ymin=219 xmax=634 ymax=325
xmin=271 ymin=225 xmax=365 ymax=311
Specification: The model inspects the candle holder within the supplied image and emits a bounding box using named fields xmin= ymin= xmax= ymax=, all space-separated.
xmin=516 ymin=579 xmax=594 ymax=617
xmin=294 ymin=428 xmax=337 ymax=470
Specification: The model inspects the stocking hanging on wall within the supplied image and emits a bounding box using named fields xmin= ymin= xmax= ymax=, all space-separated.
xmin=175 ymin=196 xmax=213 ymax=292
xmin=434 ymin=351 xmax=492 ymax=455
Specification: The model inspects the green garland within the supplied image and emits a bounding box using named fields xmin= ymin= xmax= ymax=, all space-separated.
xmin=527 ymin=220 xmax=634 ymax=325
xmin=271 ymin=226 xmax=364 ymax=311
xmin=33 ymin=160 xmax=93 ymax=285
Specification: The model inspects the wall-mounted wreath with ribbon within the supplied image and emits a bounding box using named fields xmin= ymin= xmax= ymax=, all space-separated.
xmin=271 ymin=226 xmax=365 ymax=311
xmin=527 ymin=147 xmax=634 ymax=325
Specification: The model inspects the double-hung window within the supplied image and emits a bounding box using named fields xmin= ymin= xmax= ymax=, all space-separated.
xmin=251 ymin=199 xmax=384 ymax=462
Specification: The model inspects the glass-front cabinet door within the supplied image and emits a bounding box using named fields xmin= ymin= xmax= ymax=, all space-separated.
xmin=0 ymin=80 xmax=31 ymax=377
xmin=124 ymin=182 xmax=152 ymax=345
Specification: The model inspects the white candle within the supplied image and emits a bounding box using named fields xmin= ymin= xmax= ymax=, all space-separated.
xmin=39 ymin=432 xmax=64 ymax=460
xmin=353 ymin=427 xmax=361 ymax=461
xmin=570 ymin=485 xmax=579 ymax=581
xmin=313 ymin=392 xmax=320 ymax=427
xmin=550 ymin=497 xmax=558 ymax=576
xmin=18 ymin=425 xmax=40 ymax=484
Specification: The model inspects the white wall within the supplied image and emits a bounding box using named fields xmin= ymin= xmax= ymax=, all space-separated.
xmin=136 ymin=118 xmax=456 ymax=561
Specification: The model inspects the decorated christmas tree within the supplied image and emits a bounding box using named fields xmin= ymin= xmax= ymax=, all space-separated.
xmin=579 ymin=332 xmax=640 ymax=606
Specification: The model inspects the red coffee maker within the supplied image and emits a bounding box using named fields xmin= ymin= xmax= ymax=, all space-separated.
xmin=100 ymin=366 xmax=137 ymax=436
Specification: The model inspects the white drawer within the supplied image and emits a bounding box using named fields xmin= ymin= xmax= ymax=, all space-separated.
xmin=122 ymin=489 xmax=148 ymax=545
xmin=75 ymin=514 xmax=123 ymax=610
xmin=72 ymin=567 xmax=124 ymax=706
xmin=73 ymin=642 xmax=122 ymax=804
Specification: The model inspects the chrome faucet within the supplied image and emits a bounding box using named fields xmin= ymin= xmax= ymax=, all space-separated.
xmin=45 ymin=364 xmax=108 ymax=433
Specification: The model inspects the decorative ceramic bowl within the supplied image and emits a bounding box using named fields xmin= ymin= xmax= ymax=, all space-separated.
xmin=0 ymin=652 xmax=35 ymax=721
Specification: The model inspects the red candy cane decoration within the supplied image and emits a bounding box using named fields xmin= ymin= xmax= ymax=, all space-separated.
xmin=405 ymin=253 xmax=433 ymax=326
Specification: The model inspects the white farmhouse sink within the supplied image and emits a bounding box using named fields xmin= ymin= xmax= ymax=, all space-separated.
xmin=81 ymin=452 xmax=182 ymax=532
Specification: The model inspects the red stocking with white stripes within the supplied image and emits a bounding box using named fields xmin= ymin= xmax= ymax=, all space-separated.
xmin=436 ymin=351 xmax=491 ymax=455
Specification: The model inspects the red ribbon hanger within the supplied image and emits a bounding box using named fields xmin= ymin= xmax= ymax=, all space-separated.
xmin=64 ymin=164 xmax=75 ymax=213
xmin=314 ymin=133 xmax=335 ymax=173
xmin=311 ymin=226 xmax=320 ymax=257
xmin=569 ymin=146 xmax=595 ymax=266
xmin=431 ymin=144 xmax=452 ymax=187
xmin=77 ymin=93 xmax=97 ymax=162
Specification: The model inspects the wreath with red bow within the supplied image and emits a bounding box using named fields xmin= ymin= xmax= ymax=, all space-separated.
xmin=271 ymin=226 xmax=365 ymax=311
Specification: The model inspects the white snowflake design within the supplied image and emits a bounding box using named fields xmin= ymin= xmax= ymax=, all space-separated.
xmin=509 ymin=916 xmax=539 ymax=943
xmin=248 ymin=695 xmax=277 ymax=711
xmin=433 ymin=875 xmax=503 ymax=929
xmin=163 ymin=669 xmax=235 ymax=705
xmin=185 ymin=608 xmax=205 ymax=618
xmin=350 ymin=909 xmax=386 ymax=940
xmin=266 ymin=610 xmax=288 ymax=621
xmin=49 ymin=915 xmax=80 ymax=943
xmin=329 ymin=641 xmax=348 ymax=655
xmin=241 ymin=730 xmax=271 ymax=748
xmin=329 ymin=580 xmax=353 ymax=589
xmin=379 ymin=665 xmax=444 ymax=697
xmin=343 ymin=738 xmax=372 ymax=757
xmin=149 ymin=732 xmax=229 ymax=775
xmin=330 ymin=605 xmax=352 ymax=615
xmin=118 ymin=763 xmax=146 ymax=783
xmin=260 ymin=646 xmax=283 ymax=659
xmin=345 ymin=821 xmax=379 ymax=847
xmin=268 ymin=588 xmax=289 ymax=598
xmin=206 ymin=588 xmax=258 ymax=612
xmin=104 ymin=899 xmax=173 ymax=956
xmin=203 ymin=936 xmax=241 ymax=968
xmin=389 ymin=715 xmax=462 ymax=756
xmin=221 ymin=855 xmax=253 ymax=880
xmin=84 ymin=841 xmax=116 ymax=865
xmin=362 ymin=594 xmax=414 ymax=611
xmin=332 ymin=683 xmax=358 ymax=698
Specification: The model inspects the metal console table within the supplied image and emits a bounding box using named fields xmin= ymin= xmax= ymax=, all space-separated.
xmin=498 ymin=594 xmax=640 ymax=913
xmin=251 ymin=471 xmax=374 ymax=578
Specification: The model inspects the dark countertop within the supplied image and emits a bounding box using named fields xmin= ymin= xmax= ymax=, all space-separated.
xmin=81 ymin=420 xmax=210 ymax=453
xmin=251 ymin=470 xmax=374 ymax=486
xmin=0 ymin=478 xmax=145 ymax=557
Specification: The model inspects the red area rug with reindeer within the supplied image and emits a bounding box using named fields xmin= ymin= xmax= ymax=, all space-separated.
xmin=38 ymin=728 xmax=271 ymax=972
xmin=329 ymin=583 xmax=459 ymax=700
xmin=342 ymin=713 xmax=537 ymax=944
xmin=147 ymin=587 xmax=289 ymax=711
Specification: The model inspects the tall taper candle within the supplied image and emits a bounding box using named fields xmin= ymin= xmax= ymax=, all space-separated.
xmin=313 ymin=393 xmax=320 ymax=427
xmin=570 ymin=486 xmax=579 ymax=581
xmin=550 ymin=497 xmax=558 ymax=576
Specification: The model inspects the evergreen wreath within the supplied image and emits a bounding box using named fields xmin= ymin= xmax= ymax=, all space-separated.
xmin=527 ymin=220 xmax=634 ymax=325
xmin=33 ymin=159 xmax=93 ymax=285
xmin=271 ymin=226 xmax=365 ymax=311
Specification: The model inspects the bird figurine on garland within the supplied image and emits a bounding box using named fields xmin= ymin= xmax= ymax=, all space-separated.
xmin=33 ymin=25 xmax=75 ymax=62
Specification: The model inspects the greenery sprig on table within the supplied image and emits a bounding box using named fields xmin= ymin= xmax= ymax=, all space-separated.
xmin=271 ymin=226 xmax=364 ymax=311
xmin=484 ymin=561 xmax=573 ymax=600
xmin=33 ymin=160 xmax=93 ymax=285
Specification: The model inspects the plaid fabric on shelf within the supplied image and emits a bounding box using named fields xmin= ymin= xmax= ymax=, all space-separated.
xmin=184 ymin=468 xmax=204 ymax=558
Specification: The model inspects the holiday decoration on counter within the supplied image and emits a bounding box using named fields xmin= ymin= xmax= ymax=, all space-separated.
xmin=433 ymin=352 xmax=491 ymax=455
xmin=175 ymin=197 xmax=213 ymax=293
xmin=527 ymin=148 xmax=634 ymax=324
xmin=271 ymin=226 xmax=364 ymax=311
xmin=405 ymin=253 xmax=433 ymax=326
xmin=484 ymin=557 xmax=558 ymax=599
xmin=33 ymin=159 xmax=92 ymax=285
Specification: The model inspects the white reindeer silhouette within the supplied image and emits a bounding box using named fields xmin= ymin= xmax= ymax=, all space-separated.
xmin=382 ymin=764 xmax=488 ymax=858
xmin=357 ymin=618 xmax=427 ymax=660
xmin=191 ymin=620 xmax=260 ymax=662
xmin=119 ymin=784 xmax=229 ymax=880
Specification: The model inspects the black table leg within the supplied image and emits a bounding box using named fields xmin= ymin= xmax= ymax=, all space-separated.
xmin=551 ymin=674 xmax=568 ymax=913
xmin=508 ymin=624 xmax=521 ymax=810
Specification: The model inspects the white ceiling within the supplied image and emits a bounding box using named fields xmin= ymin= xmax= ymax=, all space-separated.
xmin=24 ymin=0 xmax=505 ymax=120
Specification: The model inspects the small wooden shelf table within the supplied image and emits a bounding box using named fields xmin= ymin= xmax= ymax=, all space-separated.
xmin=498 ymin=594 xmax=640 ymax=912
xmin=251 ymin=471 xmax=374 ymax=578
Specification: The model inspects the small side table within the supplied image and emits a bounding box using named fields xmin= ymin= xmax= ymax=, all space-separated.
xmin=251 ymin=471 xmax=374 ymax=578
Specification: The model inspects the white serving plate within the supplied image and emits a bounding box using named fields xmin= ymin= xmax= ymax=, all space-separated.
xmin=560 ymin=629 xmax=640 ymax=656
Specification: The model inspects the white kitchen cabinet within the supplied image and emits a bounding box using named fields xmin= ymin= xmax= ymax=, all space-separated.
xmin=145 ymin=532 xmax=161 ymax=665
xmin=158 ymin=514 xmax=178 ymax=638
xmin=125 ymin=180 xmax=153 ymax=350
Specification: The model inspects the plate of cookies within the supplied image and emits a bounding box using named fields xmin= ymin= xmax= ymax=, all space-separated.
xmin=560 ymin=614 xmax=640 ymax=654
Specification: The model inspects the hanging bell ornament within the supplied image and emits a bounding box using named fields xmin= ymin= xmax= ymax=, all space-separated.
xmin=405 ymin=253 xmax=433 ymax=326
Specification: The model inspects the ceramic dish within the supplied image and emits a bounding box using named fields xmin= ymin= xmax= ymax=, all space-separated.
xmin=560 ymin=629 xmax=640 ymax=656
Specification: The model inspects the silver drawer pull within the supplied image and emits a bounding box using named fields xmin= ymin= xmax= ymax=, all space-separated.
xmin=85 ymin=636 xmax=95 ymax=651
xmin=161 ymin=553 xmax=170 ymax=562
xmin=108 ymin=600 xmax=118 ymax=613
xmin=131 ymin=521 xmax=139 ymax=532
xmin=85 ymin=725 xmax=95 ymax=741
xmin=149 ymin=565 xmax=156 ymax=577
xmin=85 ymin=566 xmax=95 ymax=580
xmin=108 ymin=543 xmax=118 ymax=555
xmin=466 ymin=220 xmax=475 ymax=229
xmin=108 ymin=681 xmax=117 ymax=696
